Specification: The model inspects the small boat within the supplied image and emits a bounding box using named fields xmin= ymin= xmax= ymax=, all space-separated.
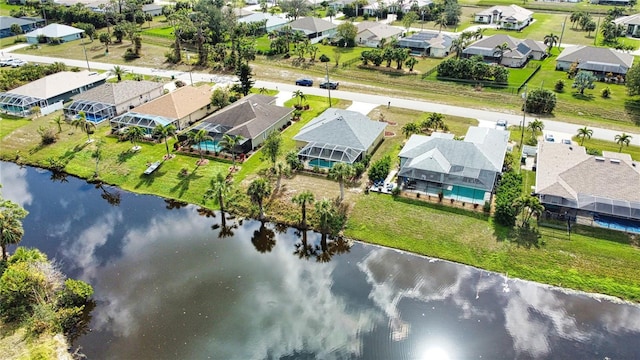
xmin=144 ymin=161 xmax=162 ymax=175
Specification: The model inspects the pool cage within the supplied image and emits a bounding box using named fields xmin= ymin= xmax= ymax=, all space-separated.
xmin=577 ymin=194 xmax=640 ymax=221
xmin=64 ymin=100 xmax=116 ymax=123
xmin=0 ymin=92 xmax=47 ymax=117
xmin=297 ymin=142 xmax=363 ymax=167
xmin=177 ymin=122 xmax=251 ymax=153
xmin=110 ymin=112 xmax=178 ymax=136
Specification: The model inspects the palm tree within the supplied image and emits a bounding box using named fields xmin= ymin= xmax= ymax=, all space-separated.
xmin=187 ymin=129 xmax=213 ymax=161
xmin=614 ymin=133 xmax=632 ymax=152
xmin=112 ymin=65 xmax=125 ymax=82
xmin=329 ymin=162 xmax=355 ymax=201
xmin=0 ymin=197 xmax=28 ymax=261
xmin=402 ymin=122 xmax=420 ymax=138
xmin=405 ymin=57 xmax=419 ymax=72
xmin=294 ymin=229 xmax=316 ymax=260
xmin=493 ymin=42 xmax=512 ymax=64
xmin=543 ymin=33 xmax=559 ymax=54
xmin=51 ymin=115 xmax=64 ymax=133
xmin=71 ymin=111 xmax=96 ymax=143
xmin=204 ymin=172 xmax=234 ymax=215
xmin=527 ymin=119 xmax=544 ymax=140
xmin=292 ymin=90 xmax=306 ymax=107
xmin=450 ymin=37 xmax=465 ymax=59
xmin=247 ymin=177 xmax=272 ymax=220
xmin=474 ymin=27 xmax=485 ymax=40
xmin=514 ymin=194 xmax=544 ymax=228
xmin=576 ymin=126 xmax=593 ymax=146
xmin=428 ymin=112 xmax=445 ymax=131
xmin=124 ymin=125 xmax=145 ymax=150
xmin=219 ymin=134 xmax=245 ymax=170
xmin=314 ymin=198 xmax=335 ymax=234
xmin=434 ymin=14 xmax=447 ymax=33
xmin=153 ymin=123 xmax=177 ymax=159
xmin=292 ymin=190 xmax=315 ymax=228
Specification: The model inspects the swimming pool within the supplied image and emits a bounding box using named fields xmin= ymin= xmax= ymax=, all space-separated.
xmin=309 ymin=159 xmax=334 ymax=169
xmin=192 ymin=140 xmax=223 ymax=153
xmin=442 ymin=186 xmax=487 ymax=204
xmin=594 ymin=215 xmax=640 ymax=234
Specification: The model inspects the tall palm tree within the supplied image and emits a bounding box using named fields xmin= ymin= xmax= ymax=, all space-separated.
xmin=614 ymin=133 xmax=632 ymax=152
xmin=219 ymin=134 xmax=245 ymax=170
xmin=187 ymin=129 xmax=213 ymax=161
xmin=450 ymin=37 xmax=465 ymax=59
xmin=329 ymin=162 xmax=355 ymax=201
xmin=405 ymin=57 xmax=419 ymax=72
xmin=493 ymin=42 xmax=512 ymax=64
xmin=514 ymin=194 xmax=545 ymax=228
xmin=543 ymin=33 xmax=559 ymax=54
xmin=576 ymin=126 xmax=593 ymax=145
xmin=0 ymin=197 xmax=28 ymax=261
xmin=112 ymin=65 xmax=125 ymax=82
xmin=247 ymin=177 xmax=272 ymax=220
xmin=474 ymin=27 xmax=485 ymax=40
xmin=292 ymin=190 xmax=315 ymax=229
xmin=71 ymin=111 xmax=96 ymax=143
xmin=527 ymin=119 xmax=544 ymax=140
xmin=204 ymin=172 xmax=234 ymax=215
xmin=434 ymin=14 xmax=447 ymax=33
xmin=292 ymin=90 xmax=306 ymax=107
xmin=124 ymin=125 xmax=145 ymax=150
xmin=153 ymin=123 xmax=177 ymax=159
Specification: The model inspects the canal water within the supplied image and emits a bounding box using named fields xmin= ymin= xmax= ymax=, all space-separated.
xmin=2 ymin=161 xmax=640 ymax=360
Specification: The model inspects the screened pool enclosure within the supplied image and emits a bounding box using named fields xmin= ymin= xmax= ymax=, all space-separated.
xmin=297 ymin=142 xmax=363 ymax=166
xmin=0 ymin=92 xmax=47 ymax=116
xmin=110 ymin=112 xmax=179 ymax=135
xmin=64 ymin=100 xmax=116 ymax=123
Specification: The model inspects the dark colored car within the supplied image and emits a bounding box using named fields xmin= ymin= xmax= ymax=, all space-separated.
xmin=295 ymin=78 xmax=313 ymax=86
xmin=319 ymin=81 xmax=339 ymax=90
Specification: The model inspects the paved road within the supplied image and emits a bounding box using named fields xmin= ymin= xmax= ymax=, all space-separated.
xmin=4 ymin=46 xmax=640 ymax=146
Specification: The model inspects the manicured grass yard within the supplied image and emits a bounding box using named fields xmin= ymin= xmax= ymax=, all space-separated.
xmin=345 ymin=194 xmax=640 ymax=301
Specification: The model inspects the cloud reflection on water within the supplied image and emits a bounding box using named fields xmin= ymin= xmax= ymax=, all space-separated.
xmin=0 ymin=164 xmax=32 ymax=207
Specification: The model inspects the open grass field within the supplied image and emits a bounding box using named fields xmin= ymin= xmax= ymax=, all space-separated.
xmin=461 ymin=0 xmax=631 ymax=14
xmin=345 ymin=193 xmax=640 ymax=301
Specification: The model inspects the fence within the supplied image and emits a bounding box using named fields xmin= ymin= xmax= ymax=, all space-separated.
xmin=340 ymin=57 xmax=360 ymax=69
xmin=516 ymin=64 xmax=542 ymax=94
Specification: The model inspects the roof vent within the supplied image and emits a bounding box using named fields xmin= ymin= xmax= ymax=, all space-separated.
xmin=595 ymin=157 xmax=605 ymax=162
xmin=610 ymin=158 xmax=621 ymax=164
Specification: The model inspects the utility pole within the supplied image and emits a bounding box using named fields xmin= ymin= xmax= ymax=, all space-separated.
xmin=520 ymin=85 xmax=527 ymax=150
xmin=558 ymin=16 xmax=567 ymax=49
xmin=325 ymin=63 xmax=332 ymax=107
xmin=81 ymin=36 xmax=91 ymax=71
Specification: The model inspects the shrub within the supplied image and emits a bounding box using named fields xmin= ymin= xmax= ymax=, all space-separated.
xmin=586 ymin=147 xmax=602 ymax=156
xmin=525 ymin=88 xmax=556 ymax=114
xmin=175 ymin=80 xmax=186 ymax=88
xmin=368 ymin=155 xmax=392 ymax=182
xmin=493 ymin=171 xmax=523 ymax=227
xmin=483 ymin=201 xmax=491 ymax=213
xmin=391 ymin=186 xmax=401 ymax=196
xmin=319 ymin=54 xmax=330 ymax=62
xmin=123 ymin=48 xmax=140 ymax=60
xmin=37 ymin=126 xmax=57 ymax=145
xmin=353 ymin=162 xmax=366 ymax=178
xmin=601 ymin=86 xmax=611 ymax=98
xmin=554 ymin=79 xmax=565 ymax=92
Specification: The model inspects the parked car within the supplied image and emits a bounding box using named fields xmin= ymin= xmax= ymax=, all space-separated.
xmin=562 ymin=139 xmax=571 ymax=145
xmin=10 ymin=59 xmax=28 ymax=68
xmin=495 ymin=120 xmax=508 ymax=130
xmin=545 ymin=134 xmax=555 ymax=142
xmin=319 ymin=81 xmax=339 ymax=90
xmin=0 ymin=58 xmax=14 ymax=67
xmin=295 ymin=78 xmax=313 ymax=86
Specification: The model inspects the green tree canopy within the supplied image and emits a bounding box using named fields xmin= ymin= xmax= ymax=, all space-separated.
xmin=336 ymin=22 xmax=358 ymax=47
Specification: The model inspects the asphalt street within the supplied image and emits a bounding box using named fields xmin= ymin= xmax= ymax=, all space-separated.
xmin=4 ymin=44 xmax=640 ymax=146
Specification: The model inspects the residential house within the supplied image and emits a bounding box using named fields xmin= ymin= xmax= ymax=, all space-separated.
xmin=556 ymin=45 xmax=634 ymax=79
xmin=462 ymin=34 xmax=546 ymax=67
xmin=186 ymin=94 xmax=293 ymax=153
xmin=0 ymin=71 xmax=106 ymax=116
xmin=24 ymin=23 xmax=84 ymax=44
xmin=142 ymin=4 xmax=163 ymax=17
xmin=474 ymin=5 xmax=533 ymax=31
xmin=289 ymin=17 xmax=337 ymax=44
xmin=535 ymin=142 xmax=640 ymax=223
xmin=64 ymin=80 xmax=165 ymax=123
xmin=238 ymin=13 xmax=289 ymax=32
xmin=356 ymin=22 xmax=403 ymax=48
xmin=0 ymin=16 xmax=44 ymax=38
xmin=362 ymin=0 xmax=432 ymax=15
xmin=294 ymin=108 xmax=386 ymax=168
xmin=613 ymin=13 xmax=640 ymax=37
xmin=398 ymin=31 xmax=455 ymax=57
xmin=590 ymin=0 xmax=630 ymax=5
xmin=397 ymin=127 xmax=509 ymax=204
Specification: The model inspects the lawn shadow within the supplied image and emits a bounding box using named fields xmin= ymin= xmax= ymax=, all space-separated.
xmin=135 ymin=168 xmax=167 ymax=189
xmin=510 ymin=225 xmax=543 ymax=249
xmin=624 ymin=98 xmax=640 ymax=126
xmin=117 ymin=150 xmax=136 ymax=164
xmin=571 ymin=93 xmax=595 ymax=101
xmin=170 ymin=166 xmax=204 ymax=197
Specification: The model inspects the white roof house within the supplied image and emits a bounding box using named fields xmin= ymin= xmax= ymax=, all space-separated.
xmin=25 ymin=23 xmax=83 ymax=39
xmin=239 ymin=13 xmax=289 ymax=32
xmin=356 ymin=21 xmax=403 ymax=47
xmin=475 ymin=5 xmax=533 ymax=31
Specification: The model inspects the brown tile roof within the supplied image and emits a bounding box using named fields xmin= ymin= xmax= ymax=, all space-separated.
xmin=132 ymin=85 xmax=211 ymax=119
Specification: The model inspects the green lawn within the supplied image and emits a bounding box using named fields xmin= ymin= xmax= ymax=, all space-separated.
xmin=575 ymin=136 xmax=640 ymax=160
xmin=142 ymin=26 xmax=174 ymax=39
xmin=345 ymin=194 xmax=640 ymax=301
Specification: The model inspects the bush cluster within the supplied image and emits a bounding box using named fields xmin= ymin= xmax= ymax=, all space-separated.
xmin=493 ymin=170 xmax=523 ymax=227
xmin=368 ymin=155 xmax=392 ymax=182
xmin=437 ymin=55 xmax=509 ymax=83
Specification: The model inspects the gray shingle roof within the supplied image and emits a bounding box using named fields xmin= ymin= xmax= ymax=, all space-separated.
xmin=294 ymin=108 xmax=386 ymax=150
xmin=289 ymin=17 xmax=336 ymax=34
xmin=70 ymin=80 xmax=163 ymax=106
xmin=462 ymin=34 xmax=543 ymax=58
xmin=556 ymin=45 xmax=634 ymax=71
xmin=398 ymin=31 xmax=454 ymax=50
xmin=613 ymin=13 xmax=640 ymax=26
xmin=535 ymin=142 xmax=640 ymax=203
xmin=238 ymin=13 xmax=288 ymax=28
xmin=399 ymin=127 xmax=509 ymax=174
xmin=0 ymin=16 xmax=37 ymax=30
xmin=199 ymin=94 xmax=293 ymax=139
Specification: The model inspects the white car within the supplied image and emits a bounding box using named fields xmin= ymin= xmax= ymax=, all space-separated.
xmin=10 ymin=59 xmax=28 ymax=67
xmin=495 ymin=120 xmax=508 ymax=130
xmin=545 ymin=134 xmax=555 ymax=142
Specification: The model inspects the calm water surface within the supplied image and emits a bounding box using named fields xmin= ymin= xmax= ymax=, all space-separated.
xmin=2 ymin=161 xmax=640 ymax=360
